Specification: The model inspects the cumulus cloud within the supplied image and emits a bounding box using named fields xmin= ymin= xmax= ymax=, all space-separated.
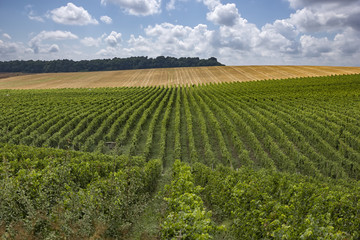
xmin=288 ymin=0 xmax=358 ymax=9
xmin=137 ymin=17 xmax=272 ymax=64
xmin=121 ymin=0 xmax=359 ymax=65
xmin=105 ymin=31 xmax=122 ymax=47
xmin=166 ymin=0 xmax=189 ymax=10
xmin=29 ymin=30 xmax=78 ymax=54
xmin=124 ymin=23 xmax=216 ymax=58
xmin=48 ymin=44 xmax=60 ymax=53
xmin=2 ymin=33 xmax=11 ymax=40
xmin=101 ymin=0 xmax=161 ymax=16
xmin=199 ymin=0 xmax=221 ymax=10
xmin=81 ymin=36 xmax=102 ymax=47
xmin=262 ymin=20 xmax=299 ymax=40
xmin=333 ymin=28 xmax=360 ymax=55
xmin=0 ymin=40 xmax=33 ymax=60
xmin=30 ymin=31 xmax=78 ymax=44
xmin=215 ymin=19 xmax=261 ymax=51
xmin=300 ymin=35 xmax=332 ymax=57
xmin=289 ymin=7 xmax=352 ymax=33
xmin=0 ymin=40 xmax=19 ymax=55
xmin=29 ymin=15 xmax=45 ymax=22
xmin=1 ymin=0 xmax=360 ymax=66
xmin=26 ymin=5 xmax=45 ymax=22
xmin=286 ymin=0 xmax=360 ymax=33
xmin=202 ymin=2 xmax=263 ymax=53
xmin=49 ymin=3 xmax=98 ymax=25
xmin=207 ymin=3 xmax=239 ymax=26
xmin=100 ymin=15 xmax=112 ymax=24
xmin=166 ymin=0 xmax=176 ymax=10
xmin=259 ymin=20 xmax=299 ymax=55
xmin=96 ymin=47 xmax=117 ymax=56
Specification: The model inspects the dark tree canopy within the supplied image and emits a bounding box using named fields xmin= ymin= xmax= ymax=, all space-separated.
xmin=0 ymin=56 xmax=224 ymax=73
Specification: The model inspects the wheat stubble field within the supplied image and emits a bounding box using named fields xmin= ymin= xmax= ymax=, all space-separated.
xmin=1 ymin=65 xmax=360 ymax=89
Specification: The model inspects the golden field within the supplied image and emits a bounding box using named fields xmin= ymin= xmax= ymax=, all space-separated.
xmin=1 ymin=65 xmax=360 ymax=89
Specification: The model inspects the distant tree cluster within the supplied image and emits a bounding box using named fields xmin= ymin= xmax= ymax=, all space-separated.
xmin=0 ymin=56 xmax=224 ymax=73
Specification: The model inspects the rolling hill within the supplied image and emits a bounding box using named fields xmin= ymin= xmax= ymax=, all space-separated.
xmin=1 ymin=67 xmax=360 ymax=239
xmin=1 ymin=65 xmax=360 ymax=89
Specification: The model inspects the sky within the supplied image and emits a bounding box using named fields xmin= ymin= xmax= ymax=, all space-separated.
xmin=0 ymin=0 xmax=360 ymax=66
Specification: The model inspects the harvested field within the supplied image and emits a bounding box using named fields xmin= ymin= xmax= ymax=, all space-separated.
xmin=0 ymin=72 xmax=29 ymax=79
xmin=0 ymin=65 xmax=360 ymax=89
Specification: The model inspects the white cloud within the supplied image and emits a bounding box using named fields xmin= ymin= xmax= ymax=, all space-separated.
xmin=30 ymin=31 xmax=78 ymax=44
xmin=81 ymin=37 xmax=102 ymax=47
xmin=300 ymin=35 xmax=332 ymax=57
xmin=49 ymin=3 xmax=98 ymax=25
xmin=262 ymin=20 xmax=299 ymax=40
xmin=165 ymin=0 xmax=189 ymax=11
xmin=0 ymin=40 xmax=19 ymax=55
xmin=105 ymin=31 xmax=122 ymax=46
xmin=207 ymin=3 xmax=239 ymax=26
xmin=166 ymin=0 xmax=176 ymax=10
xmin=0 ymin=40 xmax=33 ymax=60
xmin=29 ymin=15 xmax=45 ymax=22
xmin=286 ymin=0 xmax=360 ymax=33
xmin=199 ymin=0 xmax=221 ymax=10
xmin=202 ymin=2 xmax=262 ymax=52
xmin=2 ymin=33 xmax=11 ymax=40
xmin=125 ymin=23 xmax=216 ymax=58
xmin=29 ymin=30 xmax=78 ymax=54
xmin=1 ymin=0 xmax=360 ymax=66
xmin=100 ymin=15 xmax=112 ymax=24
xmin=288 ymin=0 xmax=358 ymax=9
xmin=96 ymin=47 xmax=117 ymax=56
xmin=289 ymin=8 xmax=342 ymax=33
xmin=101 ymin=0 xmax=161 ymax=16
xmin=48 ymin=44 xmax=60 ymax=53
xmin=333 ymin=28 xmax=360 ymax=55
xmin=123 ymin=2 xmax=263 ymax=61
xmin=118 ymin=0 xmax=360 ymax=66
xmin=215 ymin=19 xmax=261 ymax=51
xmin=259 ymin=21 xmax=299 ymax=55
xmin=26 ymin=5 xmax=45 ymax=22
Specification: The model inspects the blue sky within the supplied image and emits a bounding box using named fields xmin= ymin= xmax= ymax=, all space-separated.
xmin=0 ymin=0 xmax=360 ymax=66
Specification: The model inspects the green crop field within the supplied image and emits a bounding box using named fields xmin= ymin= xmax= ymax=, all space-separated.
xmin=1 ymin=74 xmax=360 ymax=239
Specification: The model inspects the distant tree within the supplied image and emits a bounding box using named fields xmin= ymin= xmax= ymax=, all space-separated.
xmin=0 ymin=56 xmax=224 ymax=73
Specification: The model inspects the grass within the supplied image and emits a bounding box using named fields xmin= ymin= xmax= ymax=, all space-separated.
xmin=127 ymin=165 xmax=173 ymax=239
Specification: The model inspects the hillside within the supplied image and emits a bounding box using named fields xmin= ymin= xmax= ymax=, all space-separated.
xmin=1 ymin=65 xmax=360 ymax=89
xmin=1 ymin=74 xmax=360 ymax=239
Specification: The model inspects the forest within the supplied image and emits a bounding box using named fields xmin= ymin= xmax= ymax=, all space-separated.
xmin=0 ymin=56 xmax=223 ymax=73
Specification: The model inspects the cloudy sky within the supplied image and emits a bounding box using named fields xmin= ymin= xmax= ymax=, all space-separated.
xmin=0 ymin=0 xmax=360 ymax=66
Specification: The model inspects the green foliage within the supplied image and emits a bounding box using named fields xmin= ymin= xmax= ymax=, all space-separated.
xmin=0 ymin=144 xmax=162 ymax=239
xmin=161 ymin=160 xmax=222 ymax=239
xmin=2 ymin=75 xmax=360 ymax=179
xmin=0 ymin=56 xmax=224 ymax=73
xmin=1 ymin=74 xmax=360 ymax=238
xmin=192 ymin=162 xmax=360 ymax=239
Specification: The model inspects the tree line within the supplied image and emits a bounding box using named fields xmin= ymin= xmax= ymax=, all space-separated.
xmin=0 ymin=56 xmax=224 ymax=73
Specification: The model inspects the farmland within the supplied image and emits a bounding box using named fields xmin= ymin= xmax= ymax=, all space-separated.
xmin=1 ymin=65 xmax=360 ymax=89
xmin=1 ymin=72 xmax=360 ymax=239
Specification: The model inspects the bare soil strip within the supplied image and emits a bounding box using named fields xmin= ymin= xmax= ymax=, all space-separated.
xmin=1 ymin=66 xmax=360 ymax=89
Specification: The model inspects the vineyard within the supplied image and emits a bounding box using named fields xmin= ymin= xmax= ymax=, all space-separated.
xmin=1 ymin=73 xmax=360 ymax=239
